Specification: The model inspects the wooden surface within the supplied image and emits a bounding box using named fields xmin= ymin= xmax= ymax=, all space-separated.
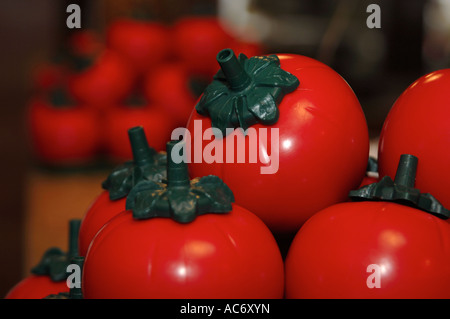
xmin=22 ymin=168 xmax=109 ymax=275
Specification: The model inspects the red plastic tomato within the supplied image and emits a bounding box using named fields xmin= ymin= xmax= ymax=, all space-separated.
xmin=286 ymin=154 xmax=450 ymax=299
xmin=106 ymin=18 xmax=170 ymax=76
xmin=31 ymin=30 xmax=102 ymax=96
xmin=83 ymin=206 xmax=283 ymax=299
xmin=27 ymin=91 xmax=101 ymax=166
xmin=5 ymin=275 xmax=69 ymax=299
xmin=285 ymin=201 xmax=450 ymax=299
xmin=68 ymin=50 xmax=135 ymax=110
xmin=6 ymin=219 xmax=81 ymax=299
xmin=82 ymin=140 xmax=284 ymax=299
xmin=143 ymin=61 xmax=208 ymax=128
xmin=78 ymin=126 xmax=167 ymax=257
xmin=378 ymin=69 xmax=450 ymax=209
xmin=102 ymin=98 xmax=177 ymax=160
xmin=78 ymin=191 xmax=126 ymax=257
xmin=186 ymin=50 xmax=369 ymax=233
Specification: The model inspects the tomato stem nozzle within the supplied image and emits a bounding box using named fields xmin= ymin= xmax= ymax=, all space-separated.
xmin=128 ymin=126 xmax=156 ymax=167
xmin=166 ymin=140 xmax=190 ymax=188
xmin=68 ymin=219 xmax=81 ymax=259
xmin=394 ymin=154 xmax=417 ymax=188
xmin=217 ymin=49 xmax=251 ymax=91
xmin=349 ymin=154 xmax=450 ymax=219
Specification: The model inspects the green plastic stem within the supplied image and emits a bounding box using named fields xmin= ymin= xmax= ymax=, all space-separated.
xmin=128 ymin=126 xmax=155 ymax=167
xmin=394 ymin=154 xmax=417 ymax=188
xmin=69 ymin=256 xmax=84 ymax=300
xmin=166 ymin=140 xmax=190 ymax=188
xmin=367 ymin=157 xmax=378 ymax=173
xmin=217 ymin=49 xmax=252 ymax=91
xmin=68 ymin=219 xmax=81 ymax=259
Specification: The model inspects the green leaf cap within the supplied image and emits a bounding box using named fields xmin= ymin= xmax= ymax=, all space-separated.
xmin=349 ymin=154 xmax=450 ymax=220
xmin=102 ymin=126 xmax=167 ymax=200
xmin=125 ymin=140 xmax=235 ymax=223
xmin=195 ymin=48 xmax=300 ymax=136
xmin=44 ymin=256 xmax=85 ymax=299
xmin=31 ymin=219 xmax=81 ymax=281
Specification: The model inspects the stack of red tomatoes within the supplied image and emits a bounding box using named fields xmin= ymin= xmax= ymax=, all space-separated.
xmin=10 ymin=13 xmax=450 ymax=300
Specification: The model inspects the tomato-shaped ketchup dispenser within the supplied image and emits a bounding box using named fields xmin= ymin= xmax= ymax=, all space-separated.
xmin=285 ymin=154 xmax=450 ymax=299
xmin=5 ymin=220 xmax=81 ymax=299
xmin=78 ymin=126 xmax=167 ymax=257
xmin=187 ymin=49 xmax=369 ymax=234
xmin=82 ymin=141 xmax=284 ymax=299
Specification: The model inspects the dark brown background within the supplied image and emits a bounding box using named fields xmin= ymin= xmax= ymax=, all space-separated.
xmin=0 ymin=0 xmax=444 ymax=297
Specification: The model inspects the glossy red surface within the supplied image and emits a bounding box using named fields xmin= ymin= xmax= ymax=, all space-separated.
xmin=68 ymin=50 xmax=134 ymax=110
xmin=4 ymin=275 xmax=69 ymax=299
xmin=378 ymin=69 xmax=450 ymax=209
xmin=106 ymin=19 xmax=170 ymax=76
xmin=78 ymin=190 xmax=126 ymax=257
xmin=186 ymin=54 xmax=369 ymax=233
xmin=27 ymin=98 xmax=101 ymax=165
xmin=285 ymin=201 xmax=450 ymax=299
xmin=82 ymin=204 xmax=284 ymax=299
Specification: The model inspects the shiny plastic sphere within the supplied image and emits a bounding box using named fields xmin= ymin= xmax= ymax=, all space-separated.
xmin=285 ymin=201 xmax=450 ymax=299
xmin=378 ymin=69 xmax=450 ymax=209
xmin=82 ymin=205 xmax=284 ymax=299
xmin=187 ymin=54 xmax=369 ymax=233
